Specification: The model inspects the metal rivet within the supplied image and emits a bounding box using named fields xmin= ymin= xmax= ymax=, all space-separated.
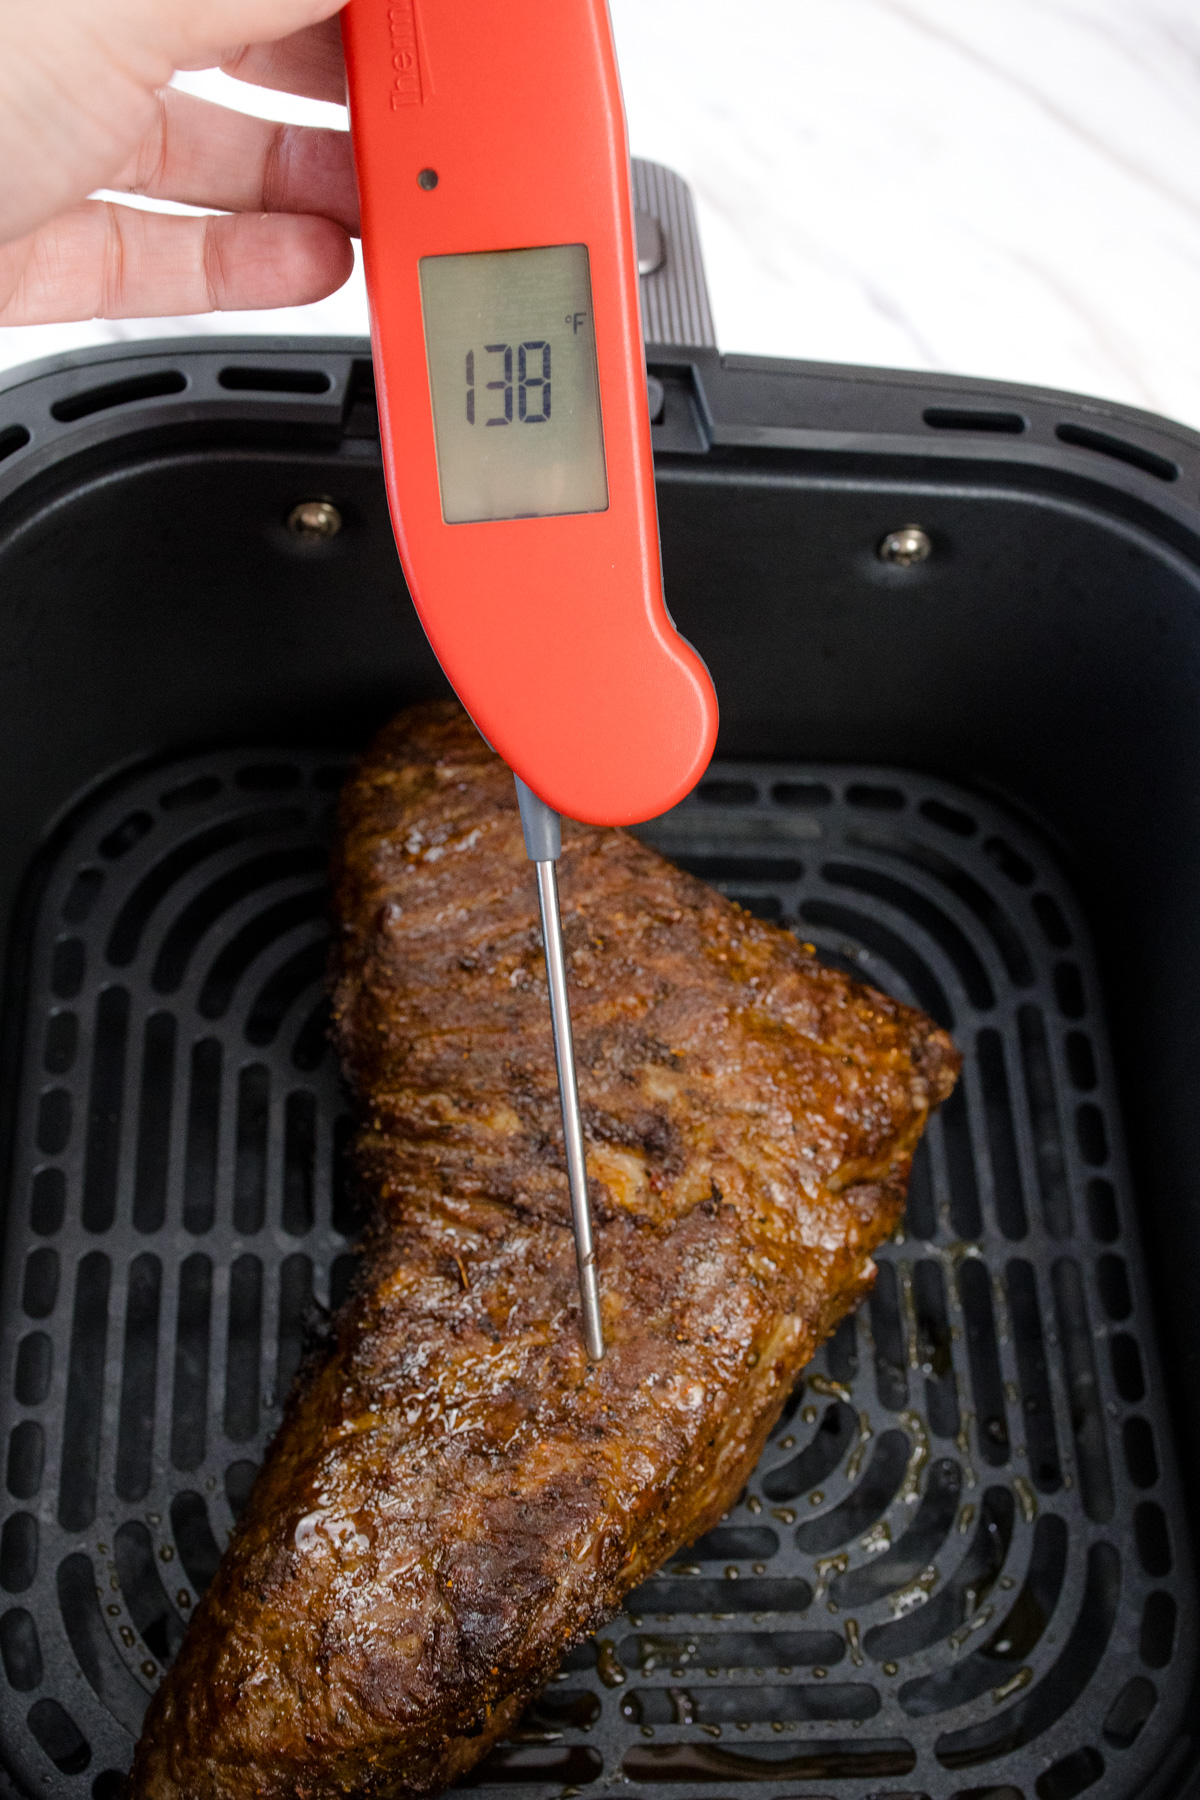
xmin=417 ymin=168 xmax=439 ymax=190
xmin=288 ymin=499 xmax=343 ymax=540
xmin=878 ymin=524 xmax=932 ymax=566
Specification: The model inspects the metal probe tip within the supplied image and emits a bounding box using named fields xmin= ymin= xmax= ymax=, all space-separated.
xmin=515 ymin=777 xmax=605 ymax=1361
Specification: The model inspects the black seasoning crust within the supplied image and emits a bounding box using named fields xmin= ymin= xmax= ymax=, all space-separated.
xmin=128 ymin=701 xmax=959 ymax=1800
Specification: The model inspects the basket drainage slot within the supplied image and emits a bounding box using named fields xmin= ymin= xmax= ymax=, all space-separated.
xmin=50 ymin=371 xmax=186 ymax=423
xmin=1055 ymin=422 xmax=1178 ymax=481
xmin=924 ymin=407 xmax=1025 ymax=433
xmin=0 ymin=425 xmax=30 ymax=462
xmin=218 ymin=366 xmax=332 ymax=395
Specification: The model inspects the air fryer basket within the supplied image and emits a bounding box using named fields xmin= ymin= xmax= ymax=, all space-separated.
xmin=4 ymin=189 xmax=1200 ymax=1795
xmin=0 ymin=741 xmax=1190 ymax=1800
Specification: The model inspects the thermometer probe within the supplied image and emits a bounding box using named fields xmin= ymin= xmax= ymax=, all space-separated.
xmin=342 ymin=0 xmax=719 ymax=1357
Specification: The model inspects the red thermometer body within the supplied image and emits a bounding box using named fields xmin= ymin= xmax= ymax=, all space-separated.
xmin=342 ymin=0 xmax=717 ymax=826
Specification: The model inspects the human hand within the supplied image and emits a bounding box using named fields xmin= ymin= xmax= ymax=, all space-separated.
xmin=0 ymin=0 xmax=358 ymax=326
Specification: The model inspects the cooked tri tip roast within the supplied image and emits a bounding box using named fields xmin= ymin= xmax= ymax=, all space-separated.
xmin=128 ymin=701 xmax=958 ymax=1800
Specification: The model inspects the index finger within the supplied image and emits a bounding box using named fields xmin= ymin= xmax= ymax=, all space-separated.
xmin=219 ymin=18 xmax=347 ymax=106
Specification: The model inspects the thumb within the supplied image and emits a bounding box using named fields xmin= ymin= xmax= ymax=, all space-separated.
xmin=155 ymin=0 xmax=349 ymax=65
xmin=88 ymin=0 xmax=350 ymax=80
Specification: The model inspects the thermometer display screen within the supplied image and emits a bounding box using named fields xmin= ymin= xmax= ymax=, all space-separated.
xmin=419 ymin=244 xmax=609 ymax=524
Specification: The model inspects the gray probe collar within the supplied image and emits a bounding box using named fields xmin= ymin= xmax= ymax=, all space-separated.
xmin=515 ymin=775 xmax=562 ymax=862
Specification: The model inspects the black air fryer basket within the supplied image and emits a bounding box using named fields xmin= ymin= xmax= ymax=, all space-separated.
xmin=0 ymin=166 xmax=1197 ymax=1800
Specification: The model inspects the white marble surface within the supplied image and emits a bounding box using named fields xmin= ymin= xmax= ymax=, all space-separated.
xmin=3 ymin=0 xmax=1200 ymax=430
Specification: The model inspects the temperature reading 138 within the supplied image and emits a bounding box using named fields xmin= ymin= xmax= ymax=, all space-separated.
xmin=465 ymin=342 xmax=552 ymax=426
xmin=420 ymin=244 xmax=608 ymax=522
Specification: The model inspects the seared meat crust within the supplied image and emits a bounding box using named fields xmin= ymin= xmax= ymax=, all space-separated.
xmin=129 ymin=702 xmax=958 ymax=1800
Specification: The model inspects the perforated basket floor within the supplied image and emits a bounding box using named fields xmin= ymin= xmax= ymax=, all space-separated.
xmin=0 ymin=751 xmax=1191 ymax=1800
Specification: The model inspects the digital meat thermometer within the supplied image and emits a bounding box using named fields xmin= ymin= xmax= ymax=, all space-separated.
xmin=342 ymin=0 xmax=719 ymax=1358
